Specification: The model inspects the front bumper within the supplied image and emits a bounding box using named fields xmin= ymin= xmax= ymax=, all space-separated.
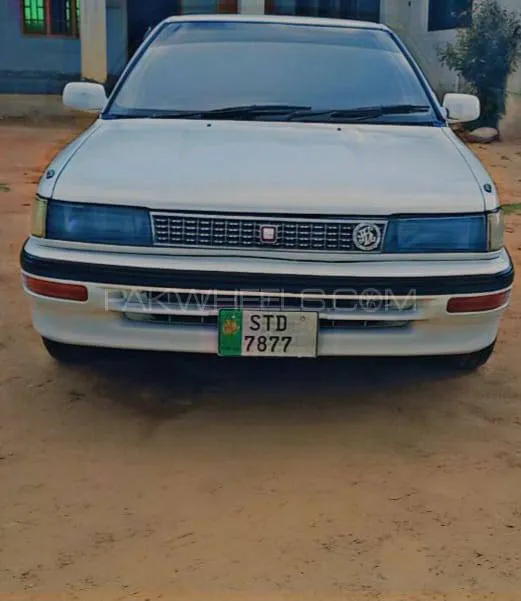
xmin=20 ymin=239 xmax=515 ymax=357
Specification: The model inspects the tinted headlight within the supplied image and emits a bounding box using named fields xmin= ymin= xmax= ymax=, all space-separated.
xmin=384 ymin=215 xmax=487 ymax=253
xmin=46 ymin=200 xmax=152 ymax=246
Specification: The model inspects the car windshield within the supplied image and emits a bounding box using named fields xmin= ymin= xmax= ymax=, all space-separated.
xmin=105 ymin=21 xmax=439 ymax=125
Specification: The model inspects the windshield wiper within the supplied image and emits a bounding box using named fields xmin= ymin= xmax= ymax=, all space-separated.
xmin=285 ymin=104 xmax=432 ymax=122
xmin=106 ymin=104 xmax=314 ymax=120
xmin=196 ymin=104 xmax=313 ymax=119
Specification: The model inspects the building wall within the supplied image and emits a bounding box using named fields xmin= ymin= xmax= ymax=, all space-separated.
xmin=500 ymin=0 xmax=521 ymax=96
xmin=379 ymin=0 xmax=404 ymax=30
xmin=0 ymin=0 xmax=127 ymax=94
xmin=382 ymin=0 xmax=460 ymax=94
xmin=0 ymin=0 xmax=81 ymax=93
xmin=500 ymin=0 xmax=521 ymax=135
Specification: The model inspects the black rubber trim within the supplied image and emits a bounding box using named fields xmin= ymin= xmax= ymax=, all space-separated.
xmin=21 ymin=247 xmax=514 ymax=296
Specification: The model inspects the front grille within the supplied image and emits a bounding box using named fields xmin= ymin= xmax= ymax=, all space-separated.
xmin=124 ymin=313 xmax=411 ymax=331
xmin=151 ymin=212 xmax=387 ymax=252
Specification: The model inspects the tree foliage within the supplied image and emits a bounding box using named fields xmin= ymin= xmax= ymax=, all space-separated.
xmin=439 ymin=0 xmax=521 ymax=128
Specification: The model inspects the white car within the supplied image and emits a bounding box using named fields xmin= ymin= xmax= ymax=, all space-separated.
xmin=21 ymin=15 xmax=514 ymax=370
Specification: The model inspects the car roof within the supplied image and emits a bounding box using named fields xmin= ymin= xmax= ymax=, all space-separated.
xmin=162 ymin=13 xmax=390 ymax=32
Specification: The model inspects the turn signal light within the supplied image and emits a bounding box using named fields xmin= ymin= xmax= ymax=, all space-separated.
xmin=23 ymin=275 xmax=88 ymax=302
xmin=447 ymin=291 xmax=510 ymax=313
xmin=31 ymin=195 xmax=47 ymax=238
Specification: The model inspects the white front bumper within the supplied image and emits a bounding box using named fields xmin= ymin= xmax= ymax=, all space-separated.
xmin=21 ymin=238 xmax=514 ymax=357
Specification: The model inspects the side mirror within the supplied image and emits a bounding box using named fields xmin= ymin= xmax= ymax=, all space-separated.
xmin=63 ymin=82 xmax=107 ymax=113
xmin=443 ymin=93 xmax=480 ymax=123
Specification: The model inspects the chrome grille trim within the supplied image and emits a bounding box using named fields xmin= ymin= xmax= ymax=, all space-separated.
xmin=150 ymin=212 xmax=388 ymax=253
xmin=123 ymin=313 xmax=411 ymax=331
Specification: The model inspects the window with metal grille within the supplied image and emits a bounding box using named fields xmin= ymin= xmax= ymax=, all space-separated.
xmin=22 ymin=0 xmax=80 ymax=37
xmin=428 ymin=0 xmax=473 ymax=31
xmin=265 ymin=0 xmax=380 ymax=23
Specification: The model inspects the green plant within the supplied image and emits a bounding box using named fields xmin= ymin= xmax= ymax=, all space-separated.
xmin=439 ymin=0 xmax=521 ymax=129
xmin=0 ymin=183 xmax=10 ymax=192
xmin=502 ymin=203 xmax=521 ymax=214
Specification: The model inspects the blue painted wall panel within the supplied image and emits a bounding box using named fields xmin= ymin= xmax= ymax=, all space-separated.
xmin=0 ymin=0 xmax=81 ymax=92
xmin=0 ymin=0 xmax=127 ymax=93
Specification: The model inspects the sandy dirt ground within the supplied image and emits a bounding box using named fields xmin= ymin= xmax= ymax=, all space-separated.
xmin=1 ymin=123 xmax=521 ymax=601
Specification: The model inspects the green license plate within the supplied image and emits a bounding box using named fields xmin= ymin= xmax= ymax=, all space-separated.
xmin=218 ymin=310 xmax=318 ymax=357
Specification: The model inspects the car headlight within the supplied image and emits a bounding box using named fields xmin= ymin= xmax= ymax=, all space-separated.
xmin=384 ymin=215 xmax=489 ymax=253
xmin=45 ymin=200 xmax=153 ymax=246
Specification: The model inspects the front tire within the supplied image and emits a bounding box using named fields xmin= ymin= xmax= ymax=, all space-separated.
xmin=42 ymin=337 xmax=94 ymax=364
xmin=442 ymin=340 xmax=496 ymax=372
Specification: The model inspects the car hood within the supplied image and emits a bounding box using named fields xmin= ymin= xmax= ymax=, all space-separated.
xmin=48 ymin=119 xmax=486 ymax=214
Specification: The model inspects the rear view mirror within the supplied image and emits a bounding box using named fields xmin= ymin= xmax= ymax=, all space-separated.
xmin=63 ymin=82 xmax=107 ymax=113
xmin=443 ymin=93 xmax=480 ymax=123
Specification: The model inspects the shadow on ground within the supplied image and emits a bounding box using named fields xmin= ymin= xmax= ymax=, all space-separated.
xmin=68 ymin=350 xmax=470 ymax=420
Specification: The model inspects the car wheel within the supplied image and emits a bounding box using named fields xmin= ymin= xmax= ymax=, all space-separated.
xmin=443 ymin=340 xmax=496 ymax=372
xmin=42 ymin=337 xmax=94 ymax=364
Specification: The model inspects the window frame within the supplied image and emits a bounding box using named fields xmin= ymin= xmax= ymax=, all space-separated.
xmin=21 ymin=0 xmax=80 ymax=38
xmin=428 ymin=0 xmax=473 ymax=32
